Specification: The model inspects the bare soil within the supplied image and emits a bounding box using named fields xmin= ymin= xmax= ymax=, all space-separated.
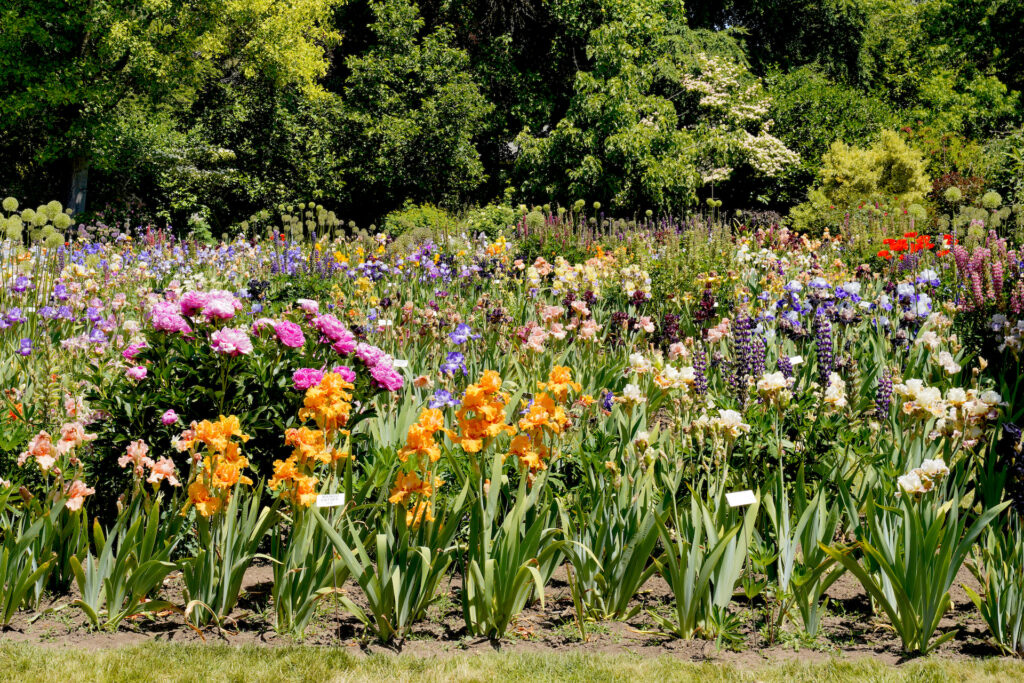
xmin=0 ymin=562 xmax=1002 ymax=668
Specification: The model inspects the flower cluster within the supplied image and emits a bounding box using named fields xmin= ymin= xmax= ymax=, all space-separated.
xmin=453 ymin=370 xmax=515 ymax=453
xmin=182 ymin=415 xmax=254 ymax=517
xmin=897 ymin=458 xmax=950 ymax=497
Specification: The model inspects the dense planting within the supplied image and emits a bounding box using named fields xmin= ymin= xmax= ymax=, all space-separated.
xmin=2 ymin=200 xmax=1024 ymax=655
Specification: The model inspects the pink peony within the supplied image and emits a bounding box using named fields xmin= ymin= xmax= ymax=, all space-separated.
xmin=203 ymin=297 xmax=238 ymax=320
xmin=370 ymin=363 xmax=404 ymax=391
xmin=126 ymin=366 xmax=148 ymax=380
xmin=274 ymin=321 xmax=305 ymax=348
xmin=293 ymin=368 xmax=325 ymax=390
xmin=161 ymin=409 xmax=179 ymax=426
xmin=179 ymin=291 xmax=211 ymax=316
xmin=210 ymin=327 xmax=253 ymax=356
xmin=355 ymin=342 xmax=388 ymax=368
xmin=331 ymin=365 xmax=357 ymax=383
xmin=312 ymin=314 xmax=349 ymax=342
xmin=150 ymin=301 xmax=191 ymax=334
xmin=122 ymin=342 xmax=146 ymax=360
xmin=297 ymin=299 xmax=320 ymax=314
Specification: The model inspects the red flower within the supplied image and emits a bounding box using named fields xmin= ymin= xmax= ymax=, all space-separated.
xmin=877 ymin=249 xmax=892 ymax=260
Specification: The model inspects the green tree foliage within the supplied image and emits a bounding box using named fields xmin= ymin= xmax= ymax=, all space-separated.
xmin=339 ymin=0 xmax=493 ymax=216
xmin=0 ymin=0 xmax=1021 ymax=225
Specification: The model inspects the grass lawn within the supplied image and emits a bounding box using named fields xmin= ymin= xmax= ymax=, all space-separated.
xmin=1 ymin=644 xmax=1023 ymax=682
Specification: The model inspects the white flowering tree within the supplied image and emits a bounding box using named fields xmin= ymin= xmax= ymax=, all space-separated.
xmin=676 ymin=53 xmax=800 ymax=189
xmin=513 ymin=6 xmax=799 ymax=212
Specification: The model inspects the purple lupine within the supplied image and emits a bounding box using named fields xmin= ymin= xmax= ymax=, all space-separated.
xmin=814 ymin=308 xmax=833 ymax=387
xmin=875 ymin=368 xmax=893 ymax=416
xmin=776 ymin=355 xmax=793 ymax=378
xmin=693 ymin=344 xmax=708 ymax=396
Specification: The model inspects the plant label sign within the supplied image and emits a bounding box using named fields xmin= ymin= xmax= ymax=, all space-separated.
xmin=726 ymin=490 xmax=756 ymax=507
xmin=316 ymin=493 xmax=346 ymax=508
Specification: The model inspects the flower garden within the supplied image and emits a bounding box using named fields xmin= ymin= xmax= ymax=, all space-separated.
xmin=1 ymin=198 xmax=1023 ymax=673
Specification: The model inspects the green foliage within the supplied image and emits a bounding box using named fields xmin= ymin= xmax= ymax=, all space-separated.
xmin=824 ymin=493 xmax=1008 ymax=654
xmin=766 ymin=66 xmax=897 ymax=206
xmin=790 ymin=130 xmax=931 ymax=232
xmin=340 ymin=0 xmax=492 ymax=215
xmin=382 ymin=203 xmax=455 ymax=239
xmin=967 ymin=519 xmax=1024 ymax=655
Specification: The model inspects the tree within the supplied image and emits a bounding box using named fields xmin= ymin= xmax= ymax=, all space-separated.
xmin=339 ymin=0 xmax=493 ymax=217
xmin=0 ymin=0 xmax=342 ymax=213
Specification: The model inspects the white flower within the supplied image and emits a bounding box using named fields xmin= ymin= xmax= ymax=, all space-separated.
xmin=919 ymin=458 xmax=949 ymax=480
xmin=715 ymin=410 xmax=750 ymax=438
xmin=823 ymin=372 xmax=847 ymax=409
xmin=936 ymin=351 xmax=961 ymax=375
xmin=620 ymin=384 xmax=646 ymax=404
xmin=897 ymin=471 xmax=924 ymax=495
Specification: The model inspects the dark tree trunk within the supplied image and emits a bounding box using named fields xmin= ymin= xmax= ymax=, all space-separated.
xmin=68 ymin=156 xmax=89 ymax=215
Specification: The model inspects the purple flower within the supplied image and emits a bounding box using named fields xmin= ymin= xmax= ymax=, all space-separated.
xmin=161 ymin=409 xmax=179 ymax=425
xmin=126 ymin=366 xmax=148 ymax=380
xmin=18 ymin=338 xmax=32 ymax=356
xmin=428 ymin=389 xmax=461 ymax=409
xmin=293 ymin=368 xmax=325 ymax=390
xmin=449 ymin=323 xmax=480 ymax=345
xmin=440 ymin=351 xmax=467 ymax=376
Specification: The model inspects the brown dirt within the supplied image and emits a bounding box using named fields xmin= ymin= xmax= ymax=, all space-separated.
xmin=0 ymin=562 xmax=1003 ymax=667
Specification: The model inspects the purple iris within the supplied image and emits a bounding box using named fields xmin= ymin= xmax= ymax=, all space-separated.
xmin=5 ymin=308 xmax=26 ymax=324
xmin=11 ymin=276 xmax=31 ymax=293
xmin=449 ymin=323 xmax=480 ymax=345
xmin=18 ymin=338 xmax=32 ymax=356
xmin=439 ymin=351 xmax=467 ymax=376
xmin=428 ymin=389 xmax=461 ymax=409
xmin=601 ymin=391 xmax=614 ymax=411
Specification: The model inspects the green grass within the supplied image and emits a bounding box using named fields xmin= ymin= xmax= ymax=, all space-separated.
xmin=1 ymin=644 xmax=1024 ymax=682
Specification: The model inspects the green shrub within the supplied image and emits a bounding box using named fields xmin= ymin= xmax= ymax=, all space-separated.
xmin=790 ymin=130 xmax=931 ymax=233
xmin=382 ymin=203 xmax=454 ymax=239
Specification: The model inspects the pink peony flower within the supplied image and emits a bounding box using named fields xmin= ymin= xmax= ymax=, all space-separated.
xmin=355 ymin=342 xmax=388 ymax=368
xmin=161 ymin=409 xmax=179 ymax=426
xmin=252 ymin=317 xmax=277 ymax=333
xmin=126 ymin=366 xmax=148 ymax=380
xmin=331 ymin=365 xmax=357 ymax=383
xmin=150 ymin=301 xmax=191 ymax=334
xmin=64 ymin=480 xmax=95 ymax=511
xmin=274 ymin=321 xmax=305 ymax=348
xmin=293 ymin=368 xmax=325 ymax=390
xmin=210 ymin=327 xmax=253 ymax=356
xmin=370 ymin=364 xmax=404 ymax=391
xmin=179 ymin=291 xmax=211 ymax=316
xmin=122 ymin=342 xmax=147 ymax=360
xmin=297 ymin=298 xmax=320 ymax=314
xmin=147 ymin=457 xmax=181 ymax=487
xmin=203 ymin=297 xmax=238 ymax=320
xmin=312 ymin=314 xmax=349 ymax=342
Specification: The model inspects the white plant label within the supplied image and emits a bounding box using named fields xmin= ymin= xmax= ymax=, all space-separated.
xmin=726 ymin=490 xmax=756 ymax=507
xmin=392 ymin=359 xmax=409 ymax=368
xmin=315 ymin=493 xmax=346 ymax=508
